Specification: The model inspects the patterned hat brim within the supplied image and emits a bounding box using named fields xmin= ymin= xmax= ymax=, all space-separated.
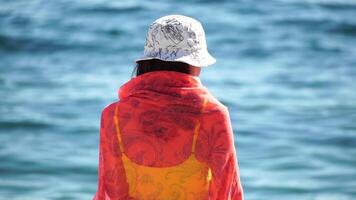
xmin=135 ymin=48 xmax=216 ymax=68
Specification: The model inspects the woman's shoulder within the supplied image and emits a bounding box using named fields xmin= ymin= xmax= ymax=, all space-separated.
xmin=201 ymin=100 xmax=231 ymax=130
xmin=100 ymin=96 xmax=230 ymax=120
xmin=204 ymin=92 xmax=229 ymax=115
xmin=100 ymin=101 xmax=119 ymax=119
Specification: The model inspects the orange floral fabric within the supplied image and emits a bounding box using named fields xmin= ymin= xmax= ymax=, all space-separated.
xmin=93 ymin=70 xmax=244 ymax=200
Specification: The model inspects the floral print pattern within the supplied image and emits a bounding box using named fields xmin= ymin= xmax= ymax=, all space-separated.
xmin=93 ymin=71 xmax=243 ymax=200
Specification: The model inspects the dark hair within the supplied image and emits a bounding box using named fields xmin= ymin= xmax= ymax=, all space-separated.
xmin=131 ymin=59 xmax=193 ymax=77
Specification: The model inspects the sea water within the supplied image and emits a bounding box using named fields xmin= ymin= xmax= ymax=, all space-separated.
xmin=0 ymin=0 xmax=355 ymax=199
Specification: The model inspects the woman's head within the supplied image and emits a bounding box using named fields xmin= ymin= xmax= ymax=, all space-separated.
xmin=134 ymin=14 xmax=215 ymax=76
xmin=132 ymin=59 xmax=201 ymax=77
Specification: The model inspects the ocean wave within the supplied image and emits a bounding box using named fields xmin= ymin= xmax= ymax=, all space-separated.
xmin=0 ymin=33 xmax=104 ymax=53
xmin=328 ymin=23 xmax=356 ymax=36
xmin=315 ymin=1 xmax=356 ymax=11
xmin=0 ymin=120 xmax=53 ymax=130
xmin=74 ymin=4 xmax=144 ymax=15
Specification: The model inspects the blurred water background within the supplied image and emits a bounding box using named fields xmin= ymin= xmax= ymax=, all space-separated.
xmin=1 ymin=0 xmax=356 ymax=199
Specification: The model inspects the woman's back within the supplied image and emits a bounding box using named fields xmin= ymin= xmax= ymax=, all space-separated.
xmin=93 ymin=71 xmax=243 ymax=199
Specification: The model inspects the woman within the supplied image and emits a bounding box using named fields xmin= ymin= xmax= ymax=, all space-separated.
xmin=93 ymin=14 xmax=244 ymax=200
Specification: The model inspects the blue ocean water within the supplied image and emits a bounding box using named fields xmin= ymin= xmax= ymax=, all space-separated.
xmin=1 ymin=0 xmax=356 ymax=199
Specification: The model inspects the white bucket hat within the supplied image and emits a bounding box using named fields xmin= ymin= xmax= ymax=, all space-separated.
xmin=135 ymin=14 xmax=216 ymax=67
